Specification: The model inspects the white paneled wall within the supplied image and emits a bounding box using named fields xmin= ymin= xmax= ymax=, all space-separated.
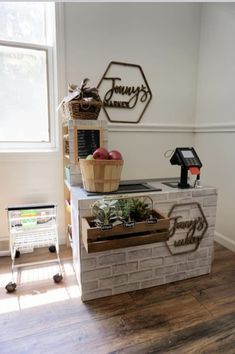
xmin=0 ymin=153 xmax=65 ymax=243
xmin=0 ymin=3 xmax=201 ymax=243
xmin=2 ymin=3 xmax=235 ymax=250
xmin=64 ymin=3 xmax=201 ymax=127
xmin=64 ymin=2 xmax=200 ymax=180
xmin=195 ymin=3 xmax=235 ymax=248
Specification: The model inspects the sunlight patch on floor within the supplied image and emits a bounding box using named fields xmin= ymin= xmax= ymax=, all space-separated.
xmin=0 ymin=297 xmax=20 ymax=314
xmin=19 ymin=262 xmax=74 ymax=283
xmin=0 ymin=261 xmax=74 ymax=284
xmin=0 ymin=260 xmax=81 ymax=314
xmin=19 ymin=285 xmax=81 ymax=309
xmin=0 ymin=285 xmax=81 ymax=314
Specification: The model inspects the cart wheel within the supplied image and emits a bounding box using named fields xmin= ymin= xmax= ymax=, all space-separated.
xmin=5 ymin=282 xmax=17 ymax=293
xmin=49 ymin=245 xmax=56 ymax=253
xmin=53 ymin=273 xmax=63 ymax=283
xmin=15 ymin=250 xmax=20 ymax=258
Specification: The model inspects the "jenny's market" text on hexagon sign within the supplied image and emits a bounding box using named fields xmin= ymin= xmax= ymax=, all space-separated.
xmin=97 ymin=61 xmax=152 ymax=123
xmin=166 ymin=202 xmax=208 ymax=255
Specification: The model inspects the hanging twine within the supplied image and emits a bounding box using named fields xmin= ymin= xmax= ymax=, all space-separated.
xmin=68 ymin=79 xmax=100 ymax=100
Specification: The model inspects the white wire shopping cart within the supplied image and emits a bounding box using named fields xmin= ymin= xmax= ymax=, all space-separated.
xmin=5 ymin=203 xmax=63 ymax=293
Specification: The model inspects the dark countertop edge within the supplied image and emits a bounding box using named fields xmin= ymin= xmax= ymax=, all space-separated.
xmin=70 ymin=177 xmax=217 ymax=201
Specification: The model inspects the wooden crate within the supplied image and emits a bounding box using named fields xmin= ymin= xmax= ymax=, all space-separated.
xmin=81 ymin=210 xmax=170 ymax=253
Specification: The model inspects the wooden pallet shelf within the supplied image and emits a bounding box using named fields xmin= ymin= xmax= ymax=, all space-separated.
xmin=64 ymin=179 xmax=71 ymax=191
xmin=82 ymin=210 xmax=170 ymax=253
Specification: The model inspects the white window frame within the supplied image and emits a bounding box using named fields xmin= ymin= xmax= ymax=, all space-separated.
xmin=0 ymin=4 xmax=57 ymax=152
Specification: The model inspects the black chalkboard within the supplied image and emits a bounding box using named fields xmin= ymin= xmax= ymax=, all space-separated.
xmin=77 ymin=129 xmax=100 ymax=159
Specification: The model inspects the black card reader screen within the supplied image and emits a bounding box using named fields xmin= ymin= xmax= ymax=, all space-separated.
xmin=182 ymin=150 xmax=194 ymax=158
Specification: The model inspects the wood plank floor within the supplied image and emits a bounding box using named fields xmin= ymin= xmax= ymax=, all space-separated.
xmin=0 ymin=242 xmax=234 ymax=354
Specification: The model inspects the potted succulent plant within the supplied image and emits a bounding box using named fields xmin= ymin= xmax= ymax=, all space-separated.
xmin=92 ymin=199 xmax=120 ymax=230
xmin=92 ymin=197 xmax=154 ymax=228
xmin=81 ymin=196 xmax=170 ymax=252
xmin=117 ymin=198 xmax=152 ymax=226
xmin=81 ymin=196 xmax=170 ymax=253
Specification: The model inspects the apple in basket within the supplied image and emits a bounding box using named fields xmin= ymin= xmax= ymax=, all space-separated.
xmin=92 ymin=147 xmax=109 ymax=160
xmin=108 ymin=150 xmax=123 ymax=160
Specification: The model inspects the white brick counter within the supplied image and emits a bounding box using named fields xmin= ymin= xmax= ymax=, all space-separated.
xmin=71 ymin=182 xmax=217 ymax=301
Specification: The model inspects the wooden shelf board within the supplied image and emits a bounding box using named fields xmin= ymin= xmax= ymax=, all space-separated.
xmin=65 ymin=200 xmax=71 ymax=214
xmin=64 ymin=179 xmax=71 ymax=191
xmin=83 ymin=230 xmax=169 ymax=253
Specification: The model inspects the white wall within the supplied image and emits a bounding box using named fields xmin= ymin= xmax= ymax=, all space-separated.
xmin=195 ymin=3 xmax=235 ymax=249
xmin=1 ymin=3 xmax=234 ymax=250
xmin=0 ymin=153 xmax=65 ymax=243
xmin=0 ymin=3 xmax=201 ymax=244
xmin=108 ymin=130 xmax=194 ymax=180
xmin=64 ymin=3 xmax=200 ymax=180
xmin=0 ymin=4 xmax=66 ymax=244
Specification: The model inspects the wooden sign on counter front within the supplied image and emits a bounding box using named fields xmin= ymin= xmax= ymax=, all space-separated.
xmin=166 ymin=202 xmax=208 ymax=255
xmin=74 ymin=126 xmax=105 ymax=164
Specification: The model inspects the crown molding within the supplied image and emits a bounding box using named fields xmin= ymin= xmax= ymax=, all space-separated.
xmin=108 ymin=123 xmax=194 ymax=133
xmin=194 ymin=123 xmax=235 ymax=133
xmin=108 ymin=122 xmax=235 ymax=133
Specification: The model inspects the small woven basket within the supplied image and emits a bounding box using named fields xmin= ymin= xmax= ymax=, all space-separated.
xmin=62 ymin=98 xmax=102 ymax=120
xmin=79 ymin=159 xmax=124 ymax=193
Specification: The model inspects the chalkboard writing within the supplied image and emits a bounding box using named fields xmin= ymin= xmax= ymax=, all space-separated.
xmin=77 ymin=129 xmax=100 ymax=159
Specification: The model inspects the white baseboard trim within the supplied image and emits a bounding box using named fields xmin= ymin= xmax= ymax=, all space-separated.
xmin=0 ymin=238 xmax=10 ymax=257
xmin=0 ymin=250 xmax=10 ymax=257
xmin=215 ymin=231 xmax=235 ymax=253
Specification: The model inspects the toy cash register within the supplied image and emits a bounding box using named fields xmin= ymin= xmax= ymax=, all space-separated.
xmin=170 ymin=147 xmax=202 ymax=188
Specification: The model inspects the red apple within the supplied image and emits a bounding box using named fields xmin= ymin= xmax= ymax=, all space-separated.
xmin=93 ymin=147 xmax=109 ymax=160
xmin=108 ymin=150 xmax=123 ymax=160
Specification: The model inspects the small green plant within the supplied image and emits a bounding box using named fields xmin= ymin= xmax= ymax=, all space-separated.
xmin=92 ymin=197 xmax=152 ymax=227
xmin=117 ymin=198 xmax=152 ymax=222
xmin=92 ymin=199 xmax=119 ymax=227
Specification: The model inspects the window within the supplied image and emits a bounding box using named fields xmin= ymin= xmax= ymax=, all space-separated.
xmin=0 ymin=2 xmax=56 ymax=150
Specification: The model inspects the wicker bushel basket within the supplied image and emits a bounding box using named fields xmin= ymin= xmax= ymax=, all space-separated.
xmin=79 ymin=159 xmax=124 ymax=193
xmin=62 ymin=98 xmax=102 ymax=121
xmin=60 ymin=79 xmax=102 ymax=120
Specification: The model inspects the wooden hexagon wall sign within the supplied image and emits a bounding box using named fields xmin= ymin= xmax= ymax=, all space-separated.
xmin=97 ymin=61 xmax=152 ymax=123
xmin=166 ymin=202 xmax=208 ymax=255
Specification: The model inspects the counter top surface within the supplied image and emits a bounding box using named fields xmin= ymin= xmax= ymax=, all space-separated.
xmin=70 ymin=178 xmax=217 ymax=201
